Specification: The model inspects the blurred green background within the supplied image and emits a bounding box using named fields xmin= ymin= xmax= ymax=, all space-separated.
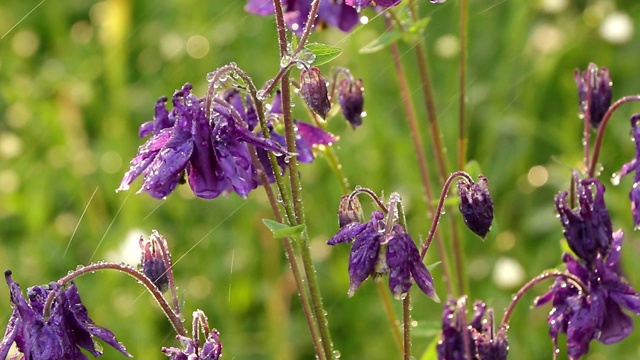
xmin=1 ymin=0 xmax=640 ymax=359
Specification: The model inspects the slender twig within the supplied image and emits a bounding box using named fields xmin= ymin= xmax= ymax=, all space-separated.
xmin=249 ymin=147 xmax=325 ymax=359
xmin=384 ymin=14 xmax=454 ymax=296
xmin=587 ymin=95 xmax=640 ymax=177
xmin=54 ymin=262 xmax=187 ymax=337
xmin=457 ymin=0 xmax=469 ymax=171
xmin=402 ymin=292 xmax=412 ymax=360
xmin=500 ymin=271 xmax=589 ymax=327
xmin=421 ymin=171 xmax=474 ymax=259
xmin=407 ymin=0 xmax=467 ymax=297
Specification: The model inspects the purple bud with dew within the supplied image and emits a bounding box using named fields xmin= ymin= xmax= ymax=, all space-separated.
xmin=574 ymin=63 xmax=612 ymax=129
xmin=300 ymin=66 xmax=331 ymax=119
xmin=140 ymin=231 xmax=172 ymax=293
xmin=458 ymin=175 xmax=494 ymax=238
xmin=337 ymin=194 xmax=364 ymax=228
xmin=338 ymin=78 xmax=364 ymax=129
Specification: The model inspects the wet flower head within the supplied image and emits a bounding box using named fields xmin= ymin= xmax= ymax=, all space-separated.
xmin=327 ymin=193 xmax=438 ymax=301
xmin=0 ymin=270 xmax=131 ymax=359
xmin=162 ymin=310 xmax=222 ymax=360
xmin=575 ymin=63 xmax=612 ymax=129
xmin=554 ymin=176 xmax=613 ymax=266
xmin=457 ymin=175 xmax=494 ymax=238
xmin=535 ymin=230 xmax=640 ymax=359
xmin=337 ymin=77 xmax=364 ymax=128
xmin=437 ymin=296 xmax=508 ymax=360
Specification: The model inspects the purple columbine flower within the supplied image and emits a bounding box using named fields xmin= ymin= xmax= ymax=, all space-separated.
xmin=117 ymin=83 xmax=290 ymax=199
xmin=575 ymin=63 xmax=612 ymax=129
xmin=555 ymin=176 xmax=613 ymax=266
xmin=615 ymin=114 xmax=640 ymax=229
xmin=0 ymin=271 xmax=131 ymax=359
xmin=327 ymin=211 xmax=438 ymax=300
xmin=457 ymin=175 xmax=494 ymax=238
xmin=535 ymin=230 xmax=640 ymax=359
xmin=245 ymin=0 xmax=359 ymax=33
xmin=337 ymin=77 xmax=364 ymax=128
xmin=162 ymin=310 xmax=222 ymax=360
xmin=436 ymin=296 xmax=508 ymax=360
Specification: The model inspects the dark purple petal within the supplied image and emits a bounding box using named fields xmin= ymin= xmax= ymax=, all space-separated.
xmin=140 ymin=128 xmax=193 ymax=199
xmin=407 ymin=237 xmax=438 ymax=301
xmin=598 ymin=297 xmax=634 ymax=344
xmin=139 ymin=96 xmax=172 ymax=138
xmin=117 ymin=129 xmax=173 ymax=193
xmin=327 ymin=222 xmax=368 ymax=245
xmin=188 ymin=112 xmax=226 ymax=199
xmin=317 ymin=0 xmax=359 ymax=32
xmin=386 ymin=233 xmax=412 ymax=299
xmin=296 ymin=121 xmax=337 ymax=146
xmin=347 ymin=228 xmax=381 ymax=296
xmin=245 ymin=0 xmax=274 ymax=15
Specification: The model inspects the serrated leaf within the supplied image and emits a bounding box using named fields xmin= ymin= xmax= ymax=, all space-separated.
xmin=304 ymin=43 xmax=342 ymax=66
xmin=359 ymin=30 xmax=403 ymax=54
xmin=262 ymin=219 xmax=305 ymax=239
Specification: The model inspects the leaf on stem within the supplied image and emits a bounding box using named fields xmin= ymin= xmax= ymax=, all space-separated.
xmin=262 ymin=219 xmax=306 ymax=239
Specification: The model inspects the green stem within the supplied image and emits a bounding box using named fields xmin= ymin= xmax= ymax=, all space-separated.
xmin=55 ymin=263 xmax=187 ymax=337
xmin=385 ymin=14 xmax=454 ymax=296
xmin=457 ymin=0 xmax=468 ymax=170
xmin=281 ymin=72 xmax=335 ymax=359
xmin=402 ymin=293 xmax=412 ymax=360
xmin=408 ymin=0 xmax=467 ymax=297
xmin=250 ymin=147 xmax=325 ymax=359
xmin=375 ymin=281 xmax=403 ymax=352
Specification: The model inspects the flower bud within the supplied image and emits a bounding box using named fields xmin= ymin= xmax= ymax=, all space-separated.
xmin=300 ymin=66 xmax=331 ymax=119
xmin=337 ymin=194 xmax=364 ymax=228
xmin=458 ymin=175 xmax=494 ymax=238
xmin=338 ymin=78 xmax=364 ymax=128
xmin=575 ymin=63 xmax=612 ymax=129
xmin=140 ymin=231 xmax=171 ymax=293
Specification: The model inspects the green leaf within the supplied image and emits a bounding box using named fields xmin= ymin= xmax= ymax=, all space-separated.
xmin=262 ymin=219 xmax=305 ymax=239
xmin=304 ymin=43 xmax=342 ymax=66
xmin=419 ymin=334 xmax=439 ymax=360
xmin=359 ymin=30 xmax=403 ymax=54
xmin=408 ymin=17 xmax=431 ymax=35
xmin=427 ymin=261 xmax=442 ymax=272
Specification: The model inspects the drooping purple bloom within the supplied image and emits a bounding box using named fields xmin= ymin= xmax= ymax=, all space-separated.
xmin=436 ymin=296 xmax=508 ymax=360
xmin=162 ymin=310 xmax=222 ymax=360
xmin=327 ymin=211 xmax=438 ymax=300
xmin=555 ymin=176 xmax=613 ymax=265
xmin=575 ymin=63 xmax=612 ymax=129
xmin=245 ymin=0 xmax=359 ymax=33
xmin=0 ymin=271 xmax=131 ymax=359
xmin=337 ymin=77 xmax=364 ymax=128
xmin=535 ymin=230 xmax=640 ymax=359
xmin=615 ymin=114 xmax=640 ymax=229
xmin=117 ymin=83 xmax=292 ymax=199
xmin=457 ymin=175 xmax=494 ymax=238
